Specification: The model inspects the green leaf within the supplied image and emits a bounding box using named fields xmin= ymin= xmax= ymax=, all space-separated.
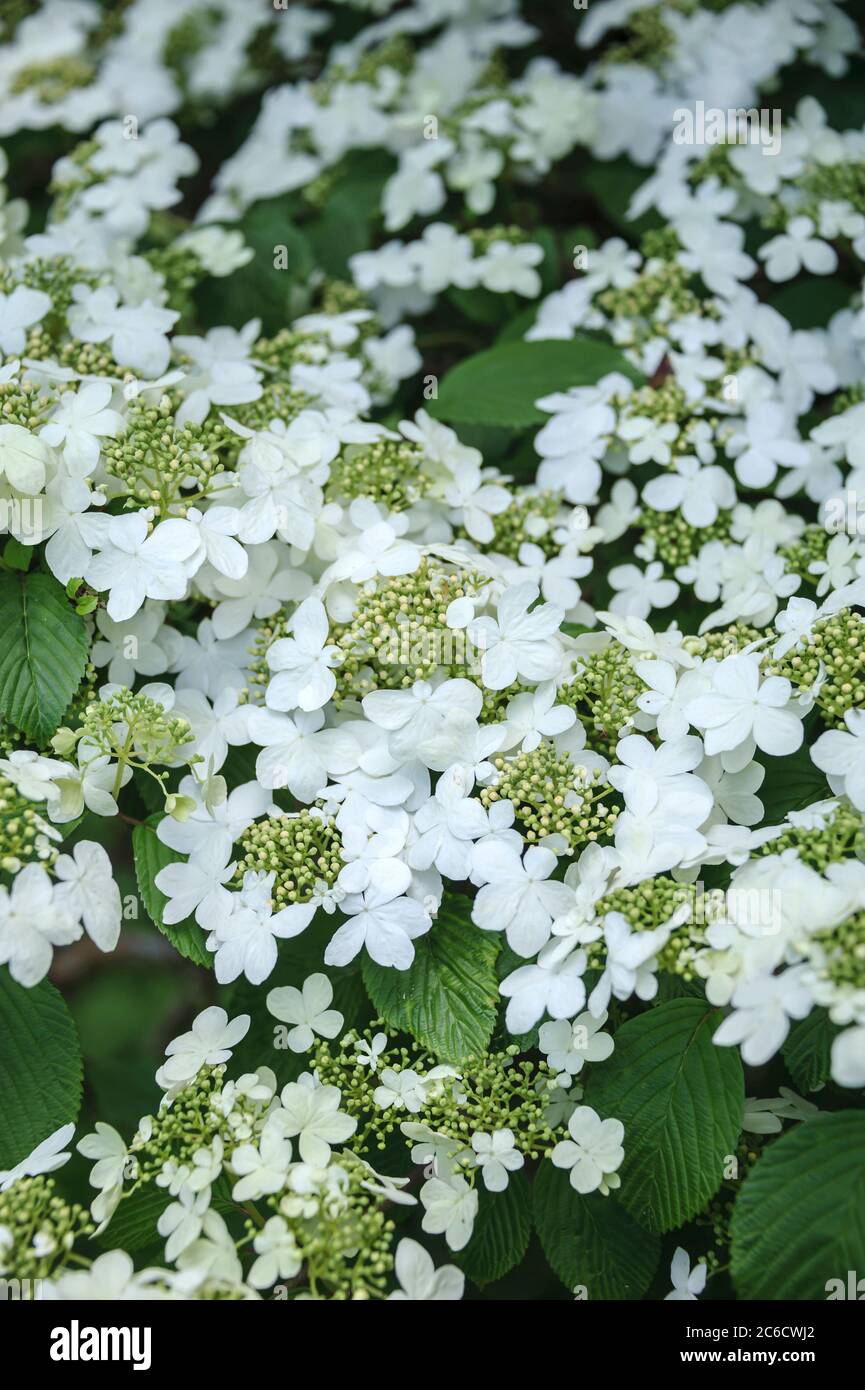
xmin=731 ymin=1111 xmax=865 ymax=1299
xmin=0 ymin=571 xmax=88 ymax=743
xmin=427 ymin=339 xmax=642 ymax=431
xmin=197 ymin=196 xmax=312 ymax=335
xmin=757 ymin=741 xmax=830 ymax=825
xmin=0 ymin=970 xmax=83 ymax=1168
xmin=533 ymin=1159 xmax=660 ymax=1298
xmin=782 ymin=1009 xmax=840 ymax=1093
xmin=584 ymin=998 xmax=744 ymax=1232
xmin=768 ymin=278 xmax=850 ymax=330
xmin=457 ymin=1171 xmax=531 ymax=1286
xmin=582 ymin=157 xmax=662 ymax=237
xmin=132 ymin=816 xmax=212 ymax=967
xmin=362 ymin=893 xmax=500 ymax=1064
xmin=98 ymin=1186 xmax=171 ymax=1252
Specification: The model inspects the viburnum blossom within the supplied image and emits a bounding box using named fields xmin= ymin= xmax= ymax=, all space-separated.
xmin=0 ymin=0 xmax=862 ymax=1312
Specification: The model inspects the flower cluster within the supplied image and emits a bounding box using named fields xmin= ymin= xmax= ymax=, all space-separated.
xmin=0 ymin=0 xmax=863 ymax=1305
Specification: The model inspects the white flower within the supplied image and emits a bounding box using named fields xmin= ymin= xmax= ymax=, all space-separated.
xmin=363 ymin=678 xmax=483 ymax=770
xmin=409 ymin=765 xmax=489 ymax=881
xmin=40 ymin=381 xmax=124 ymax=475
xmin=0 ymin=1123 xmax=74 ymax=1192
xmin=0 ymin=286 xmax=51 ymax=355
xmin=388 ymin=1238 xmax=464 ymax=1301
xmin=813 ymin=706 xmax=865 ymax=809
xmin=472 ymin=843 xmax=574 ymax=957
xmin=0 ymin=422 xmax=50 ymax=494
xmin=249 ymin=706 xmax=359 ymax=803
xmin=67 ymin=284 xmax=177 ymax=377
xmin=725 ymin=403 xmax=810 ymax=489
xmin=86 ymin=511 xmax=199 ymax=622
xmin=665 ymin=1248 xmax=708 ymax=1301
xmin=154 ymin=832 xmax=235 ymax=927
xmin=53 ymin=839 xmax=122 ymax=952
xmin=470 ymin=582 xmax=563 ymax=690
xmin=499 ymin=949 xmax=589 ymax=1034
xmin=608 ymin=560 xmax=678 ymax=619
xmin=156 ymin=1006 xmax=250 ymax=1089
xmin=0 ymin=863 xmax=81 ymax=986
xmin=230 ymin=1124 xmax=293 ymax=1203
xmin=470 ymin=1129 xmax=525 ymax=1192
xmin=474 ymin=240 xmax=544 ymax=297
xmin=642 ymin=455 xmax=735 ymax=527
xmin=324 ymin=882 xmax=432 ymax=971
xmin=275 ymin=1082 xmax=357 ymax=1166
xmin=265 ymin=596 xmax=341 ymax=713
xmin=267 ymin=973 xmax=343 ymax=1053
xmin=206 ymin=881 xmax=314 ymax=986
xmin=355 ymin=1032 xmax=388 ymax=1072
xmin=551 ymin=1105 xmax=624 ymax=1195
xmin=713 ymin=968 xmax=814 ymax=1066
xmin=420 ymin=1169 xmax=478 ymax=1252
xmin=619 ymin=415 xmax=679 ymax=465
xmin=76 ymin=1122 xmax=128 ymax=1227
xmin=46 ymin=1249 xmax=160 ymax=1301
xmin=758 ymin=216 xmax=838 ymax=283
xmin=831 ymin=1025 xmax=865 ymax=1089
xmin=249 ymin=1216 xmax=302 ymax=1290
xmin=538 ymin=1011 xmax=614 ymax=1081
xmin=589 ymin=912 xmax=671 ymax=1017
xmin=685 ymin=654 xmax=803 ymax=759
xmin=373 ymin=1067 xmax=429 ymax=1114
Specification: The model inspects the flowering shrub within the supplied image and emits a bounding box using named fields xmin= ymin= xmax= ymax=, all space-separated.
xmin=1 ymin=0 xmax=864 ymax=1304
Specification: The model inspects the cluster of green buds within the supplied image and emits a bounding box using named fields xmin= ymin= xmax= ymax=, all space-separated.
xmin=101 ymin=395 xmax=231 ymax=514
xmin=10 ymin=56 xmax=93 ymax=105
xmin=639 ymin=505 xmax=732 ymax=568
xmin=2 ymin=258 xmax=92 ymax=359
xmin=480 ymin=745 xmax=619 ymax=852
xmin=601 ymin=3 xmax=677 ymax=67
xmin=560 ymin=642 xmax=645 ymax=756
xmin=311 ymin=1026 xmax=561 ymax=1163
xmin=325 ymin=438 xmax=429 ymax=511
xmin=316 ymin=35 xmax=414 ymax=103
xmin=329 ymin=558 xmax=491 ymax=700
xmin=596 ymin=877 xmax=707 ymax=978
xmin=0 ymin=773 xmax=61 ymax=874
xmin=753 ymin=801 xmax=865 ymax=871
xmin=808 ymin=911 xmax=865 ymax=993
xmin=234 ymin=810 xmax=344 ymax=908
xmin=767 ymin=610 xmax=865 ymax=726
xmin=0 ymin=1175 xmax=93 ymax=1285
xmin=778 ymin=524 xmax=832 ymax=584
xmin=0 ymin=363 xmax=51 ymax=432
xmin=54 ymin=687 xmax=198 ymax=808
xmin=686 ymin=622 xmax=764 ymax=660
xmin=479 ymin=490 xmax=565 ymax=560
xmin=598 ymin=265 xmax=703 ymax=340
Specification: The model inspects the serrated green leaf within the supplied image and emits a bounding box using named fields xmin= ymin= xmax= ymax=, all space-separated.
xmin=132 ymin=816 xmax=212 ymax=967
xmin=0 ymin=571 xmax=88 ymax=743
xmin=731 ymin=1111 xmax=865 ymax=1299
xmin=427 ymin=339 xmax=642 ymax=431
xmin=0 ymin=970 xmax=83 ymax=1168
xmin=782 ymin=1008 xmax=840 ymax=1093
xmin=584 ymin=999 xmax=744 ymax=1232
xmin=533 ymin=1159 xmax=660 ymax=1298
xmin=457 ymin=1171 xmax=531 ymax=1286
xmin=362 ymin=894 xmax=500 ymax=1063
